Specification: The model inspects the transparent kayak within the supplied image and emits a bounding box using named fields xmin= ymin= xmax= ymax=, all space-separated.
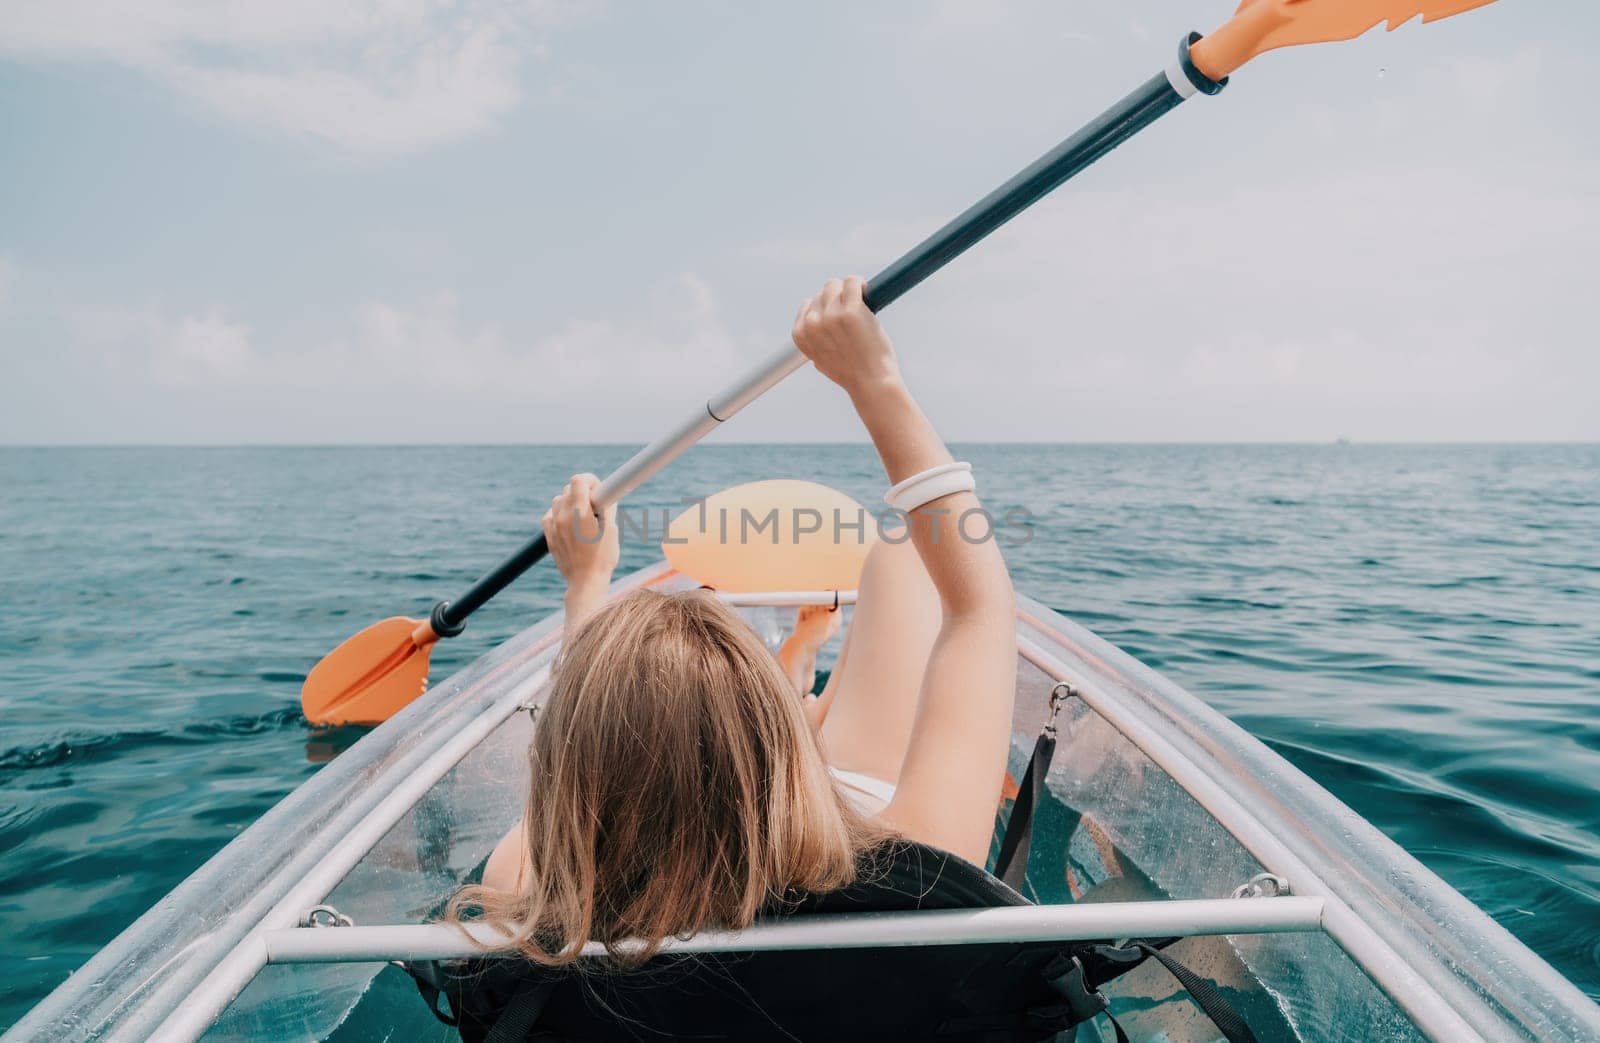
xmin=9 ymin=563 xmax=1598 ymax=1042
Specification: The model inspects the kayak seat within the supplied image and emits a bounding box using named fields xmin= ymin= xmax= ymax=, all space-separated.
xmin=406 ymin=840 xmax=1258 ymax=1043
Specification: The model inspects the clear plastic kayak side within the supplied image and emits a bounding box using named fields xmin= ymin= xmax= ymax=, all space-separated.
xmin=1014 ymin=597 xmax=1600 ymax=1043
xmin=205 ymin=710 xmax=536 ymax=1043
xmin=12 ymin=565 xmax=1600 ymax=1042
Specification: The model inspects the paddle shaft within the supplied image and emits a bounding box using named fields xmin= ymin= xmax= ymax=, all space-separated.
xmin=432 ymin=36 xmax=1224 ymax=636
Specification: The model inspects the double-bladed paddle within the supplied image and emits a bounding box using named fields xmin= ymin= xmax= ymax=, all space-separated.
xmin=303 ymin=0 xmax=1503 ymax=725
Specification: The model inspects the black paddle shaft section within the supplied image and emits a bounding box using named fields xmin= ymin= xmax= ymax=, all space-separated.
xmin=432 ymin=35 xmax=1223 ymax=636
xmin=433 ymin=533 xmax=548 ymax=634
xmin=864 ymin=33 xmax=1224 ymax=313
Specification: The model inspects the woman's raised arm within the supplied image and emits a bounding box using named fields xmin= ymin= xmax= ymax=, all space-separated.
xmin=792 ymin=276 xmax=1016 ymax=865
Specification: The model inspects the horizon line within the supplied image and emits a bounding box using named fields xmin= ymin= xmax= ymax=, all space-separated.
xmin=3 ymin=440 xmax=1598 ymax=450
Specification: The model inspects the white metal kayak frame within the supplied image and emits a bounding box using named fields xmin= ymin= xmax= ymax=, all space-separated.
xmin=261 ymin=897 xmax=1326 ymax=964
xmin=11 ymin=564 xmax=1599 ymax=1043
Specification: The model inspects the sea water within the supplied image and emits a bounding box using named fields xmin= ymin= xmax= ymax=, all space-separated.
xmin=1 ymin=443 xmax=1596 ymax=1028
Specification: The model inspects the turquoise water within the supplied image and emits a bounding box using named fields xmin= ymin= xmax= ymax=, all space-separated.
xmin=1 ymin=444 xmax=1596 ymax=1029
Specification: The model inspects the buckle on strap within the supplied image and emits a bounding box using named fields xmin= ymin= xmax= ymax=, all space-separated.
xmin=1043 ymin=953 xmax=1111 ymax=1024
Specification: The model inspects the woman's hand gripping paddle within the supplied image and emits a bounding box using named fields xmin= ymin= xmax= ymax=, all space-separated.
xmin=301 ymin=0 xmax=1502 ymax=727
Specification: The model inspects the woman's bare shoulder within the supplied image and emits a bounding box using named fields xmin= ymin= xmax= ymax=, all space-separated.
xmin=482 ymin=825 xmax=525 ymax=893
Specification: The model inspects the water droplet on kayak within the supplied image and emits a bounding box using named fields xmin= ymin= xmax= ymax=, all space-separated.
xmin=1377 ymin=67 xmax=1387 ymax=79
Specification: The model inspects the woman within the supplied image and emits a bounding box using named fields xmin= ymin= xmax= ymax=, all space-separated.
xmin=466 ymin=274 xmax=1016 ymax=964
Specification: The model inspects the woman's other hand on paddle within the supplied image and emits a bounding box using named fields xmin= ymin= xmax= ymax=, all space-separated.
xmin=541 ymin=473 xmax=619 ymax=628
xmin=792 ymin=276 xmax=902 ymax=400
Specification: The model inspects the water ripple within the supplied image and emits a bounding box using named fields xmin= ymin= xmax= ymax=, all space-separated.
xmin=0 ymin=709 xmax=307 ymax=776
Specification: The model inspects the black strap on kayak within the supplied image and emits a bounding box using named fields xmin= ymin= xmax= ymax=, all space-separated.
xmin=1123 ymin=941 xmax=1258 ymax=1043
xmin=1053 ymin=938 xmax=1259 ymax=1043
xmin=993 ymin=682 xmax=1073 ymax=890
xmin=407 ymin=959 xmax=459 ymax=1027
xmin=993 ymin=729 xmax=1052 ymax=890
xmin=924 ymin=935 xmax=1255 ymax=1042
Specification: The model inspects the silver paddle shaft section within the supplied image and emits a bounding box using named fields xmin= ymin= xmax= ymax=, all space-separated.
xmin=596 ymin=342 xmax=805 ymax=507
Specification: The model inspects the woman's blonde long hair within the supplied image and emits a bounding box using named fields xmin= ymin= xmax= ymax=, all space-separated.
xmin=450 ymin=588 xmax=885 ymax=965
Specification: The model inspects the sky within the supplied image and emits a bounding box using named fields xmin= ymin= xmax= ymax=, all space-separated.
xmin=0 ymin=0 xmax=1594 ymax=445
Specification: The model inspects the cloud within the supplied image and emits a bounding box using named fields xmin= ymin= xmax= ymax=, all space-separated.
xmin=58 ymin=274 xmax=747 ymax=441
xmin=1443 ymin=43 xmax=1541 ymax=108
xmin=73 ymin=304 xmax=251 ymax=385
xmin=0 ymin=0 xmax=579 ymax=152
xmin=742 ymin=218 xmax=935 ymax=273
xmin=288 ymin=275 xmax=739 ymax=406
xmin=160 ymin=309 xmax=256 ymax=384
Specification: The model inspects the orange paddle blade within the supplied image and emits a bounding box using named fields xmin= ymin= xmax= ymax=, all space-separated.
xmin=662 ymin=480 xmax=876 ymax=594
xmin=301 ymin=616 xmax=438 ymax=726
xmin=1192 ymin=0 xmax=1502 ymax=81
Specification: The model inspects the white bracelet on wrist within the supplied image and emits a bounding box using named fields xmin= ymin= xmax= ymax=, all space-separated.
xmin=884 ymin=461 xmax=975 ymax=513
